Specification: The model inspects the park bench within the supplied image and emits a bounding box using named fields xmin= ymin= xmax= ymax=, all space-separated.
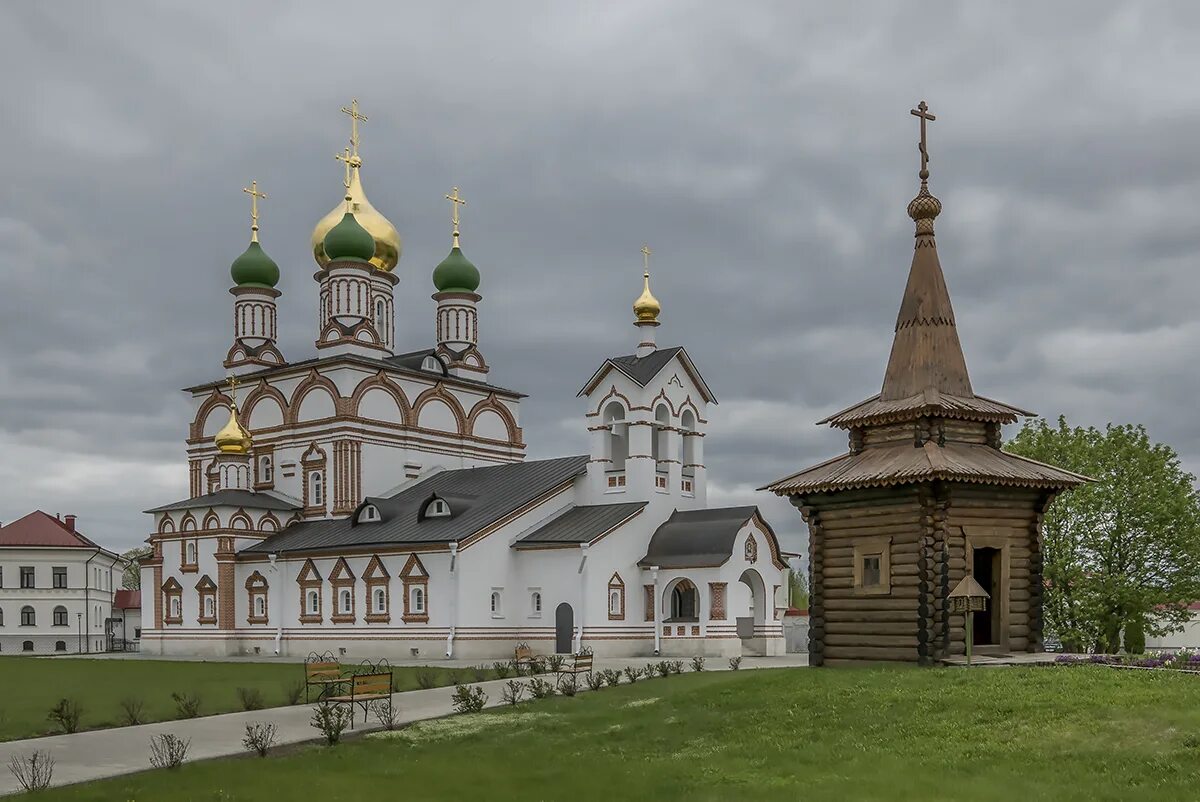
xmin=327 ymin=671 xmax=394 ymax=728
xmin=563 ymin=650 xmax=593 ymax=677
xmin=304 ymin=659 xmax=345 ymax=703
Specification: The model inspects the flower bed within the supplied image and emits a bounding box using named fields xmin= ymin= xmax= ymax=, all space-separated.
xmin=1055 ymin=650 xmax=1200 ymax=671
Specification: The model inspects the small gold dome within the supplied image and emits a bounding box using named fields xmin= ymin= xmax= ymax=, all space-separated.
xmin=214 ymin=404 xmax=252 ymax=454
xmin=311 ymin=164 xmax=401 ymax=272
xmin=634 ymin=271 xmax=661 ymax=323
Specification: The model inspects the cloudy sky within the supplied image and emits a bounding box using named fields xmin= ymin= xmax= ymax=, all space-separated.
xmin=2 ymin=2 xmax=1198 ymax=554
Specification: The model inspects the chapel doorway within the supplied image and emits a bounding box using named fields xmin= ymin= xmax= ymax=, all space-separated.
xmin=555 ymin=602 xmax=574 ymax=654
xmin=972 ymin=547 xmax=1002 ymax=647
xmin=737 ymin=569 xmax=767 ymax=656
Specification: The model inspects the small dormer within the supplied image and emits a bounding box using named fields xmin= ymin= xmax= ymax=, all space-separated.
xmin=420 ymin=495 xmax=452 ymax=520
xmin=357 ymin=503 xmax=382 ymax=524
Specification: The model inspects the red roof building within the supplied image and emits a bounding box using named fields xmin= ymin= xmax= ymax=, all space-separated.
xmin=0 ymin=510 xmax=110 ymax=552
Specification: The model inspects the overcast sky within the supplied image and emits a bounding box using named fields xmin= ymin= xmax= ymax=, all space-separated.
xmin=2 ymin=2 xmax=1199 ymax=554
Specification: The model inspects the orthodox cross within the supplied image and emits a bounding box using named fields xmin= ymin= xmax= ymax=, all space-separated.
xmin=641 ymin=244 xmax=651 ymax=274
xmin=910 ymin=100 xmax=936 ymax=180
xmin=446 ymin=186 xmax=466 ymax=246
xmin=335 ymin=147 xmax=356 ymax=211
xmin=242 ymin=180 xmax=267 ymax=242
xmin=226 ymin=374 xmax=241 ymax=408
xmin=341 ymin=98 xmax=368 ymax=158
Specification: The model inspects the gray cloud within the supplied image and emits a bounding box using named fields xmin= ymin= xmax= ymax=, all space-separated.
xmin=2 ymin=1 xmax=1199 ymax=553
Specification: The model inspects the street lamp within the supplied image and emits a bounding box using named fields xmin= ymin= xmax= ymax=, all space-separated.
xmin=949 ymin=575 xmax=990 ymax=666
xmin=76 ymin=612 xmax=83 ymax=654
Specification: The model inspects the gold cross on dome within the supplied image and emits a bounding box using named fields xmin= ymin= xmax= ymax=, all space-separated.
xmin=242 ymin=180 xmax=267 ymax=241
xmin=445 ymin=186 xmax=466 ymax=245
xmin=641 ymin=244 xmax=651 ymax=273
xmin=226 ymin=374 xmax=241 ymax=406
xmin=341 ymin=98 xmax=368 ymax=158
xmin=335 ymin=147 xmax=355 ymax=190
xmin=910 ymin=100 xmax=937 ymax=180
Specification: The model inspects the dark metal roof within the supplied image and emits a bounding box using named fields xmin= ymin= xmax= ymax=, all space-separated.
xmin=183 ymin=351 xmax=524 ymax=398
xmin=577 ymin=346 xmax=717 ymax=403
xmin=513 ymin=502 xmax=647 ymax=547
xmin=241 ymin=455 xmax=588 ymax=555
xmin=762 ymin=441 xmax=1089 ymax=496
xmin=145 ymin=489 xmax=302 ymax=514
xmin=638 ymin=506 xmax=759 ymax=568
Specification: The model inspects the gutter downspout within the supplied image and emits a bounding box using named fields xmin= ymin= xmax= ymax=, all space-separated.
xmin=651 ymin=565 xmax=661 ymax=656
xmin=268 ymin=553 xmax=281 ymax=655
xmin=575 ymin=543 xmax=590 ymax=653
xmin=83 ymin=549 xmax=99 ymax=654
xmin=445 ymin=542 xmax=459 ymax=658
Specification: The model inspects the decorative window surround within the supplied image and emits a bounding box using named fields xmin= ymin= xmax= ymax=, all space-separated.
xmin=709 ymin=582 xmax=727 ymax=620
xmin=363 ymin=555 xmax=390 ymax=623
xmin=297 ymin=559 xmax=323 ymax=623
xmin=852 ymin=536 xmax=892 ymax=596
xmin=329 ymin=557 xmax=356 ymax=624
xmin=162 ymin=577 xmax=183 ymax=625
xmin=246 ymin=571 xmax=269 ymax=625
xmin=607 ymin=572 xmax=625 ymax=620
xmin=644 ymin=585 xmax=655 ymax=622
xmin=196 ymin=575 xmax=217 ymax=625
xmin=400 ymin=553 xmax=430 ymax=623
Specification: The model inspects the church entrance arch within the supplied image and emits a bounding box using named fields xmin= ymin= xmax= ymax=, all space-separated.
xmin=555 ymin=602 xmax=574 ymax=654
xmin=737 ymin=568 xmax=767 ymax=655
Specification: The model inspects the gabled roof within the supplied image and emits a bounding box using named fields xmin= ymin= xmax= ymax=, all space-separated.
xmin=638 ymin=506 xmax=783 ymax=569
xmin=577 ymin=346 xmax=716 ymax=403
xmin=762 ymin=441 xmax=1090 ymax=496
xmin=513 ymin=502 xmax=647 ymax=548
xmin=0 ymin=511 xmax=109 ymax=552
xmin=113 ymin=589 xmax=141 ymax=610
xmin=144 ymin=489 xmax=302 ymax=514
xmin=241 ymin=455 xmax=588 ymax=556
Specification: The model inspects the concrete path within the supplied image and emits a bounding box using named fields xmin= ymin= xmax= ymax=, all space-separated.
xmin=0 ymin=655 xmax=806 ymax=796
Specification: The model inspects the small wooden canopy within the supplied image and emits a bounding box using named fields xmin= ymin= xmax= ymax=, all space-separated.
xmin=949 ymin=574 xmax=990 ymax=600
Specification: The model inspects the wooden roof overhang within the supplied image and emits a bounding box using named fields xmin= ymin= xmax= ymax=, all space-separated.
xmin=820 ymin=389 xmax=1031 ymax=429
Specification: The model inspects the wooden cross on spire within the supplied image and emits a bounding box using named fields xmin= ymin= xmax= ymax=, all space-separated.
xmin=910 ymin=100 xmax=936 ymax=181
xmin=341 ymin=98 xmax=368 ymax=159
xmin=242 ymin=180 xmax=267 ymax=242
xmin=445 ymin=186 xmax=466 ymax=247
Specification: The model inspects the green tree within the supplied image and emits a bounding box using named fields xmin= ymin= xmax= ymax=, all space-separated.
xmin=120 ymin=546 xmax=152 ymax=590
xmin=788 ymin=568 xmax=809 ymax=610
xmin=1006 ymin=417 xmax=1200 ymax=653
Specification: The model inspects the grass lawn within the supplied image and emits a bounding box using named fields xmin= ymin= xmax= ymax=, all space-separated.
xmin=0 ymin=657 xmax=495 ymax=742
xmin=32 ymin=665 xmax=1200 ymax=801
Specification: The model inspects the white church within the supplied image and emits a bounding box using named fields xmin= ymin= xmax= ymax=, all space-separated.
xmin=139 ymin=102 xmax=787 ymax=660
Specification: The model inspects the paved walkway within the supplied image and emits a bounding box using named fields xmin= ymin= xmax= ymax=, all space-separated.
xmin=0 ymin=655 xmax=806 ymax=796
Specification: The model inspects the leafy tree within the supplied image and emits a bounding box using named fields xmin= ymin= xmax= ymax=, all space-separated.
xmin=120 ymin=547 xmax=152 ymax=590
xmin=788 ymin=568 xmax=809 ymax=610
xmin=1006 ymin=417 xmax=1200 ymax=652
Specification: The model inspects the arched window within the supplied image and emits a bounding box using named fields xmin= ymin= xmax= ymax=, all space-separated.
xmin=358 ymin=504 xmax=381 ymax=523
xmin=339 ymin=588 xmax=352 ymax=614
xmin=374 ymin=587 xmax=387 ymax=614
xmin=260 ymin=455 xmax=273 ymax=484
xmin=22 ymin=640 xmax=33 ymax=652
xmin=490 ymin=590 xmax=502 ymax=617
xmin=603 ymin=402 xmax=628 ymax=471
xmin=375 ymin=299 xmax=386 ymax=334
xmin=55 ymin=640 xmax=66 ymax=652
xmin=652 ymin=405 xmax=670 ymax=466
xmin=607 ymin=573 xmax=625 ymax=620
xmin=170 ymin=597 xmax=181 ymax=618
xmin=530 ymin=591 xmax=542 ymax=616
xmin=310 ymin=472 xmax=324 ymax=507
xmin=307 ymin=589 xmax=319 ymax=614
xmin=410 ymin=586 xmax=425 ymax=614
xmin=0 ymin=608 xmax=4 ymax=626
xmin=669 ymin=580 xmax=698 ymax=621
xmin=186 ymin=542 xmax=196 ymax=565
xmin=53 ymin=606 xmax=68 ymax=627
xmin=255 ymin=596 xmax=265 ymax=618
xmin=204 ymin=596 xmax=215 ymax=618
xmin=424 ymin=498 xmax=450 ymax=518
xmin=20 ymin=606 xmax=35 ymax=626
xmin=680 ymin=410 xmax=696 ymax=477
xmin=610 ymin=591 xmax=621 ymax=613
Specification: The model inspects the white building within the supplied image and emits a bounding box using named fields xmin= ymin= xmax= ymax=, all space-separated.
xmin=140 ymin=106 xmax=787 ymax=659
xmin=0 ymin=512 xmax=122 ymax=654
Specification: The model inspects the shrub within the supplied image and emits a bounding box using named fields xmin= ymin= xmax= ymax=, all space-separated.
xmin=283 ymin=679 xmax=306 ymax=706
xmin=47 ymin=698 xmax=82 ymax=734
xmin=601 ymin=669 xmax=622 ymax=687
xmin=669 ymin=660 xmax=684 ymax=675
xmin=1124 ymin=620 xmax=1147 ymax=655
xmin=237 ymin=687 xmax=265 ymax=711
xmin=547 ymin=654 xmax=566 ymax=673
xmin=148 ymin=734 xmax=190 ymax=770
xmin=415 ymin=667 xmax=440 ymax=690
xmin=655 ymin=661 xmax=671 ymax=678
xmin=645 ymin=662 xmax=659 ymax=679
xmin=119 ymin=696 xmax=145 ymax=726
xmin=451 ymin=684 xmax=488 ymax=714
xmin=8 ymin=751 xmax=54 ymax=792
xmin=585 ymin=671 xmax=604 ymax=691
xmin=623 ymin=667 xmax=642 ymax=684
xmin=528 ymin=677 xmax=556 ymax=699
xmin=501 ymin=680 xmax=525 ymax=706
xmin=691 ymin=656 xmax=706 ymax=672
xmin=310 ymin=702 xmax=351 ymax=746
xmin=370 ymin=699 xmax=398 ymax=730
xmin=558 ymin=674 xmax=579 ymax=697
xmin=242 ymin=722 xmax=278 ymax=757
xmin=471 ymin=664 xmax=488 ymax=683
xmin=171 ymin=691 xmax=201 ymax=719
xmin=729 ymin=656 xmax=743 ymax=671
xmin=493 ymin=661 xmax=513 ymax=679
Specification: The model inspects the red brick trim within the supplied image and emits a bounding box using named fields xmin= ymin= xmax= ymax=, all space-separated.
xmin=709 ymin=582 xmax=727 ymax=620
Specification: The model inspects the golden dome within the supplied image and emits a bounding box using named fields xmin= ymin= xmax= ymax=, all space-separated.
xmin=214 ymin=404 xmax=252 ymax=454
xmin=311 ymin=163 xmax=401 ymax=272
xmin=634 ymin=271 xmax=661 ymax=323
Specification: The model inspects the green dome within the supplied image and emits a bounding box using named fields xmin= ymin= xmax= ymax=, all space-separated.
xmin=230 ymin=240 xmax=280 ymax=288
xmin=432 ymin=246 xmax=480 ymax=293
xmin=323 ymin=211 xmax=376 ymax=264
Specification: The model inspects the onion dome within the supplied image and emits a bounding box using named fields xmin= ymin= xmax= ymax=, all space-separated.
xmin=633 ymin=271 xmax=661 ymax=323
xmin=230 ymin=240 xmax=280 ymax=288
xmin=323 ymin=211 xmax=376 ymax=264
xmin=311 ymin=166 xmax=400 ymax=271
xmin=432 ymin=245 xmax=480 ymax=293
xmin=214 ymin=404 xmax=252 ymax=454
xmin=907 ymin=183 xmax=942 ymax=235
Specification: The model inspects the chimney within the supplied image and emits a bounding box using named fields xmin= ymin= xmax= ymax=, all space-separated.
xmin=64 ymin=514 xmax=77 ymax=533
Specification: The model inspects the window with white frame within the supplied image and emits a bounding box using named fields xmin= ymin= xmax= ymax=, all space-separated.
xmin=20 ymin=606 xmax=35 ymax=626
xmin=53 ymin=606 xmax=68 ymax=626
xmin=409 ymin=586 xmax=425 ymax=614
xmin=490 ymin=589 xmax=503 ymax=617
xmin=170 ymin=597 xmax=181 ymax=618
xmin=530 ymin=590 xmax=542 ymax=617
xmin=339 ymin=588 xmax=352 ymax=614
xmin=424 ymin=498 xmax=450 ymax=518
xmin=610 ymin=590 xmax=621 ymax=615
xmin=204 ymin=596 xmax=215 ymax=618
xmin=255 ymin=596 xmax=266 ymax=618
xmin=359 ymin=504 xmax=381 ymax=523
xmin=260 ymin=455 xmax=273 ymax=484
xmin=186 ymin=542 xmax=196 ymax=565
xmin=374 ymin=587 xmax=387 ymax=614
xmin=311 ymin=472 xmax=324 ymax=506
xmin=306 ymin=589 xmax=319 ymax=614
